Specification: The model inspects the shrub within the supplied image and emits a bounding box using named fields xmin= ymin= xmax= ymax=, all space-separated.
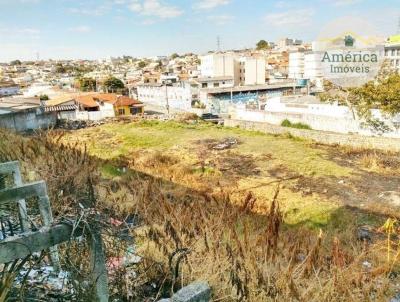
xmin=281 ymin=119 xmax=312 ymax=130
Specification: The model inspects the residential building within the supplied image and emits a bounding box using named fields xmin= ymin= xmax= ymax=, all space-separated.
xmin=288 ymin=51 xmax=305 ymax=79
xmin=137 ymin=82 xmax=194 ymax=111
xmin=92 ymin=93 xmax=144 ymax=116
xmin=193 ymin=76 xmax=234 ymax=89
xmin=44 ymin=93 xmax=143 ymax=120
xmin=0 ymin=97 xmax=57 ymax=131
xmin=200 ymin=53 xmax=266 ymax=86
xmin=385 ymin=35 xmax=400 ymax=71
xmin=277 ymin=38 xmax=303 ymax=50
xmin=236 ymin=57 xmax=266 ymax=86
xmin=303 ymin=52 xmax=324 ymax=89
xmin=200 ymin=53 xmax=235 ymax=78
xmin=0 ymin=80 xmax=20 ymax=97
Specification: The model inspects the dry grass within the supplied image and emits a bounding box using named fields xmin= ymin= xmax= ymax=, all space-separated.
xmin=1 ymin=126 xmax=400 ymax=301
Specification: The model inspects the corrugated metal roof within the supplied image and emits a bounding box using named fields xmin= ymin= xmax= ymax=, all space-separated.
xmin=44 ymin=105 xmax=77 ymax=112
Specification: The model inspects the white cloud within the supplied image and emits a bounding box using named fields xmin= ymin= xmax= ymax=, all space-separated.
xmin=207 ymin=14 xmax=234 ymax=25
xmin=128 ymin=0 xmax=183 ymax=19
xmin=68 ymin=4 xmax=110 ymax=16
xmin=68 ymin=26 xmax=92 ymax=33
xmin=193 ymin=0 xmax=230 ymax=10
xmin=333 ymin=0 xmax=363 ymax=6
xmin=264 ymin=9 xmax=314 ymax=27
xmin=0 ymin=27 xmax=40 ymax=35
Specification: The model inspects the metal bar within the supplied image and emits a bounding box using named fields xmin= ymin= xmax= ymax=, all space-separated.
xmin=0 ymin=181 xmax=47 ymax=204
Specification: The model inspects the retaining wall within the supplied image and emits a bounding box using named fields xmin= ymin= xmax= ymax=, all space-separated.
xmin=225 ymin=119 xmax=400 ymax=152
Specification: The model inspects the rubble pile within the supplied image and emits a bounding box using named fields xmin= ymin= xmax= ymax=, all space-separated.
xmin=56 ymin=119 xmax=106 ymax=130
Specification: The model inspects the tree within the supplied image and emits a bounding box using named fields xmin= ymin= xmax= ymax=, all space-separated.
xmin=78 ymin=77 xmax=97 ymax=92
xmin=319 ymin=72 xmax=400 ymax=132
xmin=352 ymin=73 xmax=400 ymax=117
xmin=104 ymin=77 xmax=125 ymax=93
xmin=138 ymin=61 xmax=147 ymax=69
xmin=10 ymin=60 xmax=22 ymax=66
xmin=256 ymin=40 xmax=270 ymax=50
xmin=170 ymin=53 xmax=179 ymax=59
xmin=56 ymin=63 xmax=67 ymax=74
xmin=39 ymin=94 xmax=49 ymax=101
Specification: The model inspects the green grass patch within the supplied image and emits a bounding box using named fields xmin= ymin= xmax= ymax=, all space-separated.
xmin=281 ymin=119 xmax=312 ymax=130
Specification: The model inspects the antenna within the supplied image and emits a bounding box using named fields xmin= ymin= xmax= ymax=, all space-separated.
xmin=217 ymin=36 xmax=221 ymax=52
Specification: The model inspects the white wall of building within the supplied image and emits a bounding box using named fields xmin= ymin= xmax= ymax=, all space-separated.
xmin=288 ymin=52 xmax=305 ymax=79
xmin=137 ymin=84 xmax=192 ymax=110
xmin=231 ymin=96 xmax=400 ymax=138
xmin=243 ymin=57 xmax=266 ymax=86
xmin=200 ymin=54 xmax=235 ymax=78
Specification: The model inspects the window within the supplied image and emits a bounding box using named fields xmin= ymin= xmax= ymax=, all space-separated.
xmin=214 ymin=82 xmax=220 ymax=87
xmin=202 ymin=83 xmax=207 ymax=88
xmin=392 ymin=49 xmax=396 ymax=56
xmin=118 ymin=109 xmax=125 ymax=115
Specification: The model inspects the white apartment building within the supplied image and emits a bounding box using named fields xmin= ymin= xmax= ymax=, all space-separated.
xmin=385 ymin=37 xmax=400 ymax=71
xmin=303 ymin=52 xmax=324 ymax=88
xmin=288 ymin=52 xmax=305 ymax=79
xmin=236 ymin=57 xmax=266 ymax=86
xmin=200 ymin=53 xmax=266 ymax=86
xmin=200 ymin=53 xmax=235 ymax=78
xmin=288 ymin=50 xmax=324 ymax=89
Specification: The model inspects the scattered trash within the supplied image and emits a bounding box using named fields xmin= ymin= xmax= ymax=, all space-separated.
xmin=56 ymin=119 xmax=105 ymax=130
xmin=357 ymin=226 xmax=372 ymax=242
xmin=212 ymin=137 xmax=238 ymax=150
xmin=14 ymin=264 xmax=73 ymax=299
xmin=362 ymin=261 xmax=372 ymax=269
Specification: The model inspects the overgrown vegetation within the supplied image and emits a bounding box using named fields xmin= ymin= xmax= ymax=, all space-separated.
xmin=1 ymin=120 xmax=400 ymax=301
xmin=281 ymin=119 xmax=312 ymax=130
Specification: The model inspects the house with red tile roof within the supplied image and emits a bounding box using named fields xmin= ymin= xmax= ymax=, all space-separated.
xmin=44 ymin=93 xmax=144 ymax=120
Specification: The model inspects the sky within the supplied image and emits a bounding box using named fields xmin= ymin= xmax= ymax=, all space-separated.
xmin=0 ymin=0 xmax=399 ymax=62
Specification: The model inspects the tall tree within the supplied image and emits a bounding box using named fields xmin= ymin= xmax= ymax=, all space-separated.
xmin=104 ymin=77 xmax=125 ymax=93
xmin=78 ymin=77 xmax=96 ymax=92
xmin=256 ymin=40 xmax=270 ymax=50
xmin=319 ymin=72 xmax=400 ymax=132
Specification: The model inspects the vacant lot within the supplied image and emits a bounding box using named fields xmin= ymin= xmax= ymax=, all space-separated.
xmin=63 ymin=120 xmax=400 ymax=230
xmin=3 ymin=120 xmax=400 ymax=301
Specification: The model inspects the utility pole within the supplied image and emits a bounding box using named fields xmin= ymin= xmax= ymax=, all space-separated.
xmin=217 ymin=36 xmax=221 ymax=52
xmin=165 ymin=81 xmax=170 ymax=115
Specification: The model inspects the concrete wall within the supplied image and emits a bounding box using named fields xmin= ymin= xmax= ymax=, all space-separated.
xmin=59 ymin=110 xmax=114 ymax=121
xmin=225 ymin=119 xmax=400 ymax=152
xmin=232 ymin=108 xmax=400 ymax=138
xmin=0 ymin=110 xmax=57 ymax=132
